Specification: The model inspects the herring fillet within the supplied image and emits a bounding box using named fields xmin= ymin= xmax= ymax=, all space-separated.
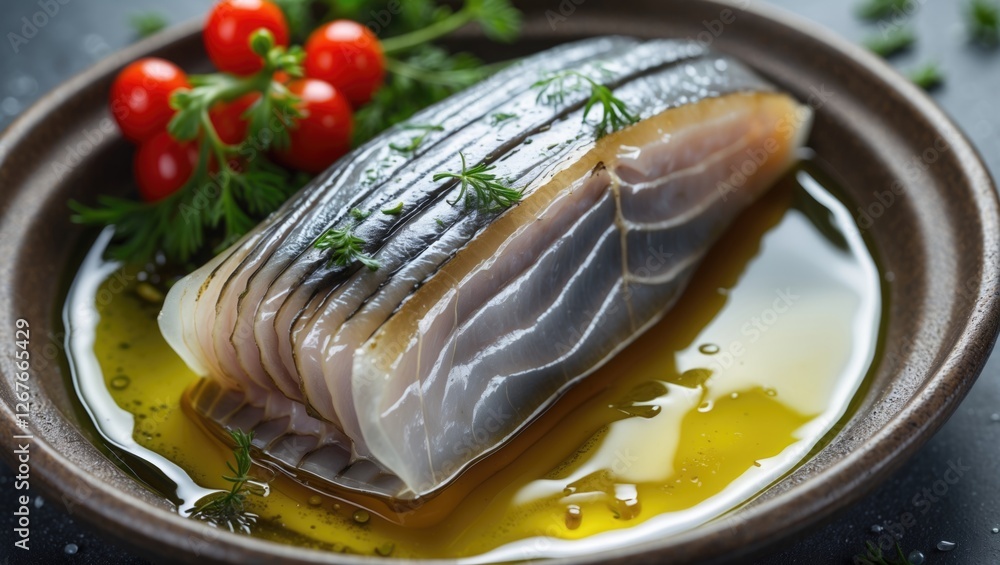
xmin=160 ymin=37 xmax=812 ymax=497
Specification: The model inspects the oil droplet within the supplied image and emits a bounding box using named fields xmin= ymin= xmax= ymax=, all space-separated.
xmin=375 ymin=542 xmax=395 ymax=556
xmin=353 ymin=510 xmax=370 ymax=524
xmin=697 ymin=400 xmax=714 ymax=413
xmin=698 ymin=343 xmax=720 ymax=355
xmin=563 ymin=486 xmax=577 ymax=496
xmin=752 ymin=461 xmax=762 ymax=468
xmin=765 ymin=388 xmax=778 ymax=397
xmin=613 ymin=484 xmax=641 ymax=520
xmin=908 ymin=550 xmax=925 ymax=565
xmin=936 ymin=540 xmax=956 ymax=552
xmin=64 ymin=543 xmax=79 ymax=555
xmin=565 ymin=505 xmax=582 ymax=530
xmin=307 ymin=495 xmax=322 ymax=506
xmin=730 ymin=392 xmax=740 ymax=399
xmin=870 ymin=524 xmax=883 ymax=534
xmin=676 ymin=368 xmax=712 ymax=388
xmin=109 ymin=375 xmax=130 ymax=390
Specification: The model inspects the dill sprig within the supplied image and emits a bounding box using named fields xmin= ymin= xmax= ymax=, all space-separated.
xmin=856 ymin=0 xmax=910 ymax=21
xmin=315 ymin=226 xmax=381 ymax=271
xmin=533 ymin=69 xmax=638 ymax=138
xmin=189 ymin=430 xmax=260 ymax=534
xmin=865 ymin=26 xmax=916 ymax=57
xmin=968 ymin=0 xmax=1000 ymax=45
xmin=853 ymin=541 xmax=916 ymax=565
xmin=908 ymin=62 xmax=945 ymax=90
xmin=433 ymin=152 xmax=523 ymax=212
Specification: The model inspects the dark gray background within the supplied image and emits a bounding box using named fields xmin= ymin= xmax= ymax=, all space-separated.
xmin=1 ymin=0 xmax=999 ymax=563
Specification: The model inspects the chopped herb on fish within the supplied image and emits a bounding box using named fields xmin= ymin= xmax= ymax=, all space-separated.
xmin=382 ymin=202 xmax=405 ymax=215
xmin=315 ymin=226 xmax=381 ymax=271
xmin=350 ymin=208 xmax=372 ymax=221
xmin=490 ymin=112 xmax=518 ymax=125
xmin=434 ymin=152 xmax=523 ymax=211
xmin=389 ymin=124 xmax=444 ymax=154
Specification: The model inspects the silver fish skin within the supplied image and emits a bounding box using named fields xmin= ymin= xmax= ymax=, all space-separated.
xmin=161 ymin=36 xmax=811 ymax=498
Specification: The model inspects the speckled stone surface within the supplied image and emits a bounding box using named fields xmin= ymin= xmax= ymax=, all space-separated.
xmin=1 ymin=1 xmax=999 ymax=564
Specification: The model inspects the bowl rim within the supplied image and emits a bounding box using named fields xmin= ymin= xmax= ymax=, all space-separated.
xmin=0 ymin=1 xmax=998 ymax=563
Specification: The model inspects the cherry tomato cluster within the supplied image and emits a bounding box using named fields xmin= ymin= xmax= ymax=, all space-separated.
xmin=109 ymin=0 xmax=387 ymax=202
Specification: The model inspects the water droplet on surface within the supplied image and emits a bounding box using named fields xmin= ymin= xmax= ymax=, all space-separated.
xmin=991 ymin=413 xmax=1000 ymax=422
xmin=992 ymin=527 xmax=999 ymax=534
xmin=109 ymin=375 xmax=131 ymax=390
xmin=307 ymin=495 xmax=322 ymax=506
xmin=565 ymin=505 xmax=582 ymax=530
xmin=33 ymin=496 xmax=43 ymax=509
xmin=353 ymin=510 xmax=370 ymax=524
xmin=936 ymin=540 xmax=956 ymax=552
xmin=698 ymin=343 xmax=720 ymax=355
xmin=908 ymin=550 xmax=925 ymax=565
xmin=64 ymin=543 xmax=79 ymax=555
xmin=870 ymin=524 xmax=883 ymax=534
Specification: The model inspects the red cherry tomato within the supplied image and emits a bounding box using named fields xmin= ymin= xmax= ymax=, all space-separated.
xmin=204 ymin=0 xmax=289 ymax=75
xmin=209 ymin=92 xmax=260 ymax=145
xmin=304 ymin=20 xmax=385 ymax=107
xmin=134 ymin=131 xmax=199 ymax=202
xmin=109 ymin=58 xmax=190 ymax=143
xmin=273 ymin=79 xmax=353 ymax=174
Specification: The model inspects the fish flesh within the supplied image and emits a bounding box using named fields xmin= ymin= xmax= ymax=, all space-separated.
xmin=161 ymin=36 xmax=812 ymax=501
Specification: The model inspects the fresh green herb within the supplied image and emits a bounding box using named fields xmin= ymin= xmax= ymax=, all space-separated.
xmin=271 ymin=0 xmax=316 ymax=42
xmin=354 ymin=47 xmax=493 ymax=145
xmin=130 ymin=12 xmax=167 ymax=37
xmin=865 ymin=26 xmax=916 ymax=56
xmin=967 ymin=0 xmax=1000 ymax=45
xmin=908 ymin=61 xmax=944 ymax=90
xmin=382 ymin=202 xmax=405 ymax=215
xmin=490 ymin=112 xmax=518 ymax=125
xmin=315 ymin=226 xmax=381 ymax=271
xmin=856 ymin=0 xmax=910 ymax=21
xmin=72 ymin=31 xmax=304 ymax=264
xmin=389 ymin=124 xmax=445 ymax=154
xmin=433 ymin=152 xmax=523 ymax=212
xmin=533 ymin=69 xmax=638 ymax=137
xmin=379 ymin=0 xmax=522 ymax=54
xmin=350 ymin=208 xmax=371 ymax=221
xmin=189 ymin=430 xmax=259 ymax=533
xmin=853 ymin=541 xmax=916 ymax=565
xmin=435 ymin=217 xmax=445 ymax=227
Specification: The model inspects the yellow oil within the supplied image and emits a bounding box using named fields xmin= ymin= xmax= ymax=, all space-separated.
xmin=70 ymin=161 xmax=881 ymax=559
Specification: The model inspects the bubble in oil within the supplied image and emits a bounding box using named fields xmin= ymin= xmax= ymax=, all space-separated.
xmin=565 ymin=505 xmax=582 ymax=530
xmin=698 ymin=343 xmax=720 ymax=355
xmin=109 ymin=375 xmax=131 ymax=390
xmin=353 ymin=510 xmax=371 ymax=524
xmin=376 ymin=542 xmax=395 ymax=556
xmin=697 ymin=400 xmax=714 ymax=413
xmin=307 ymin=495 xmax=322 ymax=507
